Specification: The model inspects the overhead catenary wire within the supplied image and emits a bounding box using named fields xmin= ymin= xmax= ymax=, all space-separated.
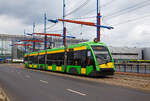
xmin=104 ymin=0 xmax=150 ymax=19
xmin=105 ymin=0 xmax=150 ymax=17
xmin=83 ymin=0 xmax=116 ymax=16
xmin=65 ymin=0 xmax=91 ymax=17
xmin=66 ymin=0 xmax=116 ymax=20
xmin=111 ymin=14 xmax=150 ymax=26
xmin=46 ymin=24 xmax=57 ymax=30
xmin=65 ymin=0 xmax=73 ymax=9
xmin=67 ymin=15 xmax=96 ymax=20
xmin=35 ymin=23 xmax=57 ymax=33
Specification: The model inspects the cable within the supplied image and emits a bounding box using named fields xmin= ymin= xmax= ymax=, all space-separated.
xmin=66 ymin=0 xmax=90 ymax=15
xmin=76 ymin=0 xmax=116 ymax=17
xmin=101 ymin=0 xmax=116 ymax=9
xmin=111 ymin=14 xmax=150 ymax=26
xmin=46 ymin=24 xmax=56 ymax=30
xmin=47 ymin=29 xmax=62 ymax=32
xmin=104 ymin=0 xmax=150 ymax=19
xmin=64 ymin=0 xmax=116 ymax=22
xmin=67 ymin=15 xmax=96 ymax=20
xmin=65 ymin=0 xmax=90 ymax=17
xmin=46 ymin=23 xmax=62 ymax=32
xmin=66 ymin=0 xmax=73 ymax=9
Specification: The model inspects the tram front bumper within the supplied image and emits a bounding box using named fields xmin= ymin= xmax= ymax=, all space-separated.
xmin=98 ymin=62 xmax=115 ymax=75
xmin=99 ymin=62 xmax=114 ymax=69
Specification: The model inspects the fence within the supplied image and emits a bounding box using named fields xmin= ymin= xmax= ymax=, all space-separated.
xmin=115 ymin=63 xmax=150 ymax=74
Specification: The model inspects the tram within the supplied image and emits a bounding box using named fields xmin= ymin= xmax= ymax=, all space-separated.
xmin=24 ymin=41 xmax=115 ymax=76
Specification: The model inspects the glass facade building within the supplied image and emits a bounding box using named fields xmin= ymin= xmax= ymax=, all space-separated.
xmin=0 ymin=40 xmax=12 ymax=59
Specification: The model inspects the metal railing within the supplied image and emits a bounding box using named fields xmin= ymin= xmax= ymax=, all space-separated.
xmin=115 ymin=63 xmax=150 ymax=74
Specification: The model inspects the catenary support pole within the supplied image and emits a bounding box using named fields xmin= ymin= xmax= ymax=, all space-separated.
xmin=63 ymin=0 xmax=66 ymax=46
xmin=32 ymin=23 xmax=35 ymax=52
xmin=97 ymin=0 xmax=101 ymax=41
xmin=44 ymin=13 xmax=47 ymax=50
xmin=24 ymin=29 xmax=27 ymax=53
xmin=63 ymin=0 xmax=67 ymax=72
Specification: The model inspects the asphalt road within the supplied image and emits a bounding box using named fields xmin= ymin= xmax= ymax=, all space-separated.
xmin=0 ymin=65 xmax=149 ymax=101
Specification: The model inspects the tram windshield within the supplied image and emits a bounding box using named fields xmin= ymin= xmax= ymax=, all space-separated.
xmin=91 ymin=45 xmax=112 ymax=65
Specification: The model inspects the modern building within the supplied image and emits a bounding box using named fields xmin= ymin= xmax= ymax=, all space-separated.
xmin=0 ymin=34 xmax=87 ymax=61
xmin=142 ymin=48 xmax=150 ymax=60
xmin=109 ymin=46 xmax=142 ymax=60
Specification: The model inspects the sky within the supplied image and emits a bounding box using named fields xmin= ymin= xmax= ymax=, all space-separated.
xmin=0 ymin=0 xmax=150 ymax=47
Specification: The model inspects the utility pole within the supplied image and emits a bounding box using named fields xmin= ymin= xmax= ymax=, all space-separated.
xmin=97 ymin=0 xmax=101 ymax=41
xmin=32 ymin=23 xmax=35 ymax=52
xmin=24 ymin=29 xmax=27 ymax=53
xmin=63 ymin=0 xmax=67 ymax=72
xmin=44 ymin=13 xmax=47 ymax=50
xmin=63 ymin=0 xmax=66 ymax=46
xmin=44 ymin=13 xmax=47 ymax=70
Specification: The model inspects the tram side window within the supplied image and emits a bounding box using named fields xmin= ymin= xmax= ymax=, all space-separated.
xmin=57 ymin=53 xmax=64 ymax=60
xmin=39 ymin=55 xmax=45 ymax=64
xmin=73 ymin=50 xmax=87 ymax=66
xmin=47 ymin=54 xmax=53 ymax=65
xmin=47 ymin=53 xmax=64 ymax=66
xmin=29 ymin=56 xmax=34 ymax=64
xmin=80 ymin=50 xmax=87 ymax=67
xmin=33 ymin=55 xmax=38 ymax=64
xmin=74 ymin=51 xmax=80 ymax=60
xmin=47 ymin=54 xmax=57 ymax=65
xmin=73 ymin=51 xmax=79 ymax=65
xmin=55 ymin=53 xmax=64 ymax=66
xmin=87 ymin=50 xmax=95 ymax=68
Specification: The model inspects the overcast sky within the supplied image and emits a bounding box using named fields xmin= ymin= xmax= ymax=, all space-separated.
xmin=0 ymin=0 xmax=150 ymax=47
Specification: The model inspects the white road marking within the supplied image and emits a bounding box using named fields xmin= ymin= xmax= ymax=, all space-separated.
xmin=67 ymin=89 xmax=87 ymax=96
xmin=40 ymin=80 xmax=48 ymax=84
xmin=26 ymin=75 xmax=31 ymax=78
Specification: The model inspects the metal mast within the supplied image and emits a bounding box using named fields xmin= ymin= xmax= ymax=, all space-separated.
xmin=32 ymin=23 xmax=35 ymax=52
xmin=63 ymin=0 xmax=67 ymax=72
xmin=97 ymin=0 xmax=101 ymax=41
xmin=44 ymin=13 xmax=47 ymax=50
xmin=63 ymin=0 xmax=66 ymax=46
xmin=24 ymin=29 xmax=26 ymax=53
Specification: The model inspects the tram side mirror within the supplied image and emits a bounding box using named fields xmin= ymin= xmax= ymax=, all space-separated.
xmin=87 ymin=51 xmax=91 ymax=57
